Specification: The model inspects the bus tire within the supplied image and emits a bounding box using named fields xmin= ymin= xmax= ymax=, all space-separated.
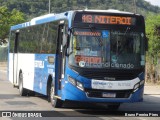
xmin=50 ymin=84 xmax=63 ymax=108
xmin=108 ymin=103 xmax=120 ymax=110
xmin=19 ymin=72 xmax=28 ymax=96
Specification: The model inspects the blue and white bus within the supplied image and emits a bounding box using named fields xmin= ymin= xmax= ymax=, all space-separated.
xmin=8 ymin=9 xmax=147 ymax=109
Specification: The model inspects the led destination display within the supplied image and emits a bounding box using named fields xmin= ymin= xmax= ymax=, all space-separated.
xmin=81 ymin=14 xmax=136 ymax=25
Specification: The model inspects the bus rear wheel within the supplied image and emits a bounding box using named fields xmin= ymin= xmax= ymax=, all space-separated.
xmin=50 ymin=84 xmax=63 ymax=108
xmin=19 ymin=72 xmax=28 ymax=96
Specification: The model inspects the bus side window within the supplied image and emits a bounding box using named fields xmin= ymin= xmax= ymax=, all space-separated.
xmin=14 ymin=30 xmax=20 ymax=53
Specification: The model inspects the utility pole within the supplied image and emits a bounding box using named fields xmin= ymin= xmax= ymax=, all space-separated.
xmin=49 ymin=0 xmax=51 ymax=13
xmin=133 ymin=0 xmax=137 ymax=13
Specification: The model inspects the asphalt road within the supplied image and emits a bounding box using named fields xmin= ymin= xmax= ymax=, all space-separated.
xmin=0 ymin=69 xmax=160 ymax=120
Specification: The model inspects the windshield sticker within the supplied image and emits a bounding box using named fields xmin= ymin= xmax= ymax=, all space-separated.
xmin=141 ymin=55 xmax=145 ymax=61
xmin=141 ymin=33 xmax=144 ymax=37
xmin=102 ymin=31 xmax=109 ymax=38
xmin=112 ymin=55 xmax=118 ymax=63
xmin=79 ymin=61 xmax=85 ymax=67
xmin=140 ymin=61 xmax=145 ymax=66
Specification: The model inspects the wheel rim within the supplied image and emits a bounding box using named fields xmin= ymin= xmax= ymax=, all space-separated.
xmin=50 ymin=85 xmax=56 ymax=105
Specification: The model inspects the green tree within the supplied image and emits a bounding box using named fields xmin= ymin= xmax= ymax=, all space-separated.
xmin=146 ymin=14 xmax=160 ymax=63
xmin=0 ymin=6 xmax=25 ymax=45
xmin=145 ymin=14 xmax=160 ymax=82
xmin=0 ymin=0 xmax=160 ymax=19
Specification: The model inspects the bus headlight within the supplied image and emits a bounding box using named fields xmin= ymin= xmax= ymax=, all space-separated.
xmin=77 ymin=81 xmax=84 ymax=91
xmin=133 ymin=80 xmax=145 ymax=92
xmin=68 ymin=76 xmax=76 ymax=86
xmin=140 ymin=80 xmax=145 ymax=86
xmin=133 ymin=83 xmax=139 ymax=92
xmin=68 ymin=76 xmax=84 ymax=91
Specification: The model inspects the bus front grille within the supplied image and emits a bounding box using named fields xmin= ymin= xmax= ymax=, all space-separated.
xmin=85 ymin=89 xmax=132 ymax=98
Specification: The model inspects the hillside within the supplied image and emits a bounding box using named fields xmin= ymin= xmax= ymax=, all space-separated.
xmin=0 ymin=0 xmax=160 ymax=20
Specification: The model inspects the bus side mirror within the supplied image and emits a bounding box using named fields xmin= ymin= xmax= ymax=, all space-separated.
xmin=145 ymin=37 xmax=148 ymax=51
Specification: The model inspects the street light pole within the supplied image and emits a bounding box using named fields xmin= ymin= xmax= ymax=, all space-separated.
xmin=49 ymin=0 xmax=51 ymax=13
xmin=134 ymin=0 xmax=137 ymax=13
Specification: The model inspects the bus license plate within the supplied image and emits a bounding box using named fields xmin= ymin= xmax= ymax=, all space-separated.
xmin=102 ymin=92 xmax=116 ymax=98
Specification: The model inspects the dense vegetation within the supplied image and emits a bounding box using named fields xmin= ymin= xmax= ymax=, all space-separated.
xmin=0 ymin=6 xmax=25 ymax=44
xmin=0 ymin=0 xmax=160 ymax=19
xmin=145 ymin=14 xmax=160 ymax=82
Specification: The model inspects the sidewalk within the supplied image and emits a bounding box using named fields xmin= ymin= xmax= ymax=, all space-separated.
xmin=144 ymin=85 xmax=160 ymax=95
xmin=0 ymin=62 xmax=7 ymax=72
xmin=0 ymin=66 xmax=7 ymax=71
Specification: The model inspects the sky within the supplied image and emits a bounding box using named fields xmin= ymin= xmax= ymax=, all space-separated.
xmin=144 ymin=0 xmax=160 ymax=7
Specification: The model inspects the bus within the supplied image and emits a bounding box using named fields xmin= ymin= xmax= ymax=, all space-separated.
xmin=8 ymin=9 xmax=147 ymax=109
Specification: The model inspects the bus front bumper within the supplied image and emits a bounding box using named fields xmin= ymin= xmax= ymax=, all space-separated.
xmin=61 ymin=83 xmax=144 ymax=103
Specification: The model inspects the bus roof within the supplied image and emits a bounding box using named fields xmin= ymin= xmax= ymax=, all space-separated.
xmin=80 ymin=9 xmax=136 ymax=15
xmin=10 ymin=9 xmax=139 ymax=31
xmin=10 ymin=11 xmax=75 ymax=31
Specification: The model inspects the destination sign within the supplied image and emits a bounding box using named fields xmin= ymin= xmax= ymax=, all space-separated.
xmin=82 ymin=14 xmax=136 ymax=25
xmin=75 ymin=55 xmax=102 ymax=64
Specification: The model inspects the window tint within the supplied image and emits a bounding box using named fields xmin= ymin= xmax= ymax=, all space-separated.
xmin=17 ymin=21 xmax=58 ymax=54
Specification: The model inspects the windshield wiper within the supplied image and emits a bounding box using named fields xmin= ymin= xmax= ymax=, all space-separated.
xmin=124 ymin=27 xmax=130 ymax=36
xmin=88 ymin=24 xmax=103 ymax=46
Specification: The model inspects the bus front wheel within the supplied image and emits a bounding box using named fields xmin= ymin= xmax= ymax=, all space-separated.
xmin=19 ymin=72 xmax=28 ymax=96
xmin=50 ymin=84 xmax=63 ymax=108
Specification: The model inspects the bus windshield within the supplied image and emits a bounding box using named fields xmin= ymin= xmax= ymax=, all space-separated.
xmin=68 ymin=28 xmax=144 ymax=69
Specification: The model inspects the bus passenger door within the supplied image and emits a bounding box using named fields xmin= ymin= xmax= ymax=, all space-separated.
xmin=13 ymin=31 xmax=19 ymax=87
xmin=55 ymin=24 xmax=66 ymax=95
